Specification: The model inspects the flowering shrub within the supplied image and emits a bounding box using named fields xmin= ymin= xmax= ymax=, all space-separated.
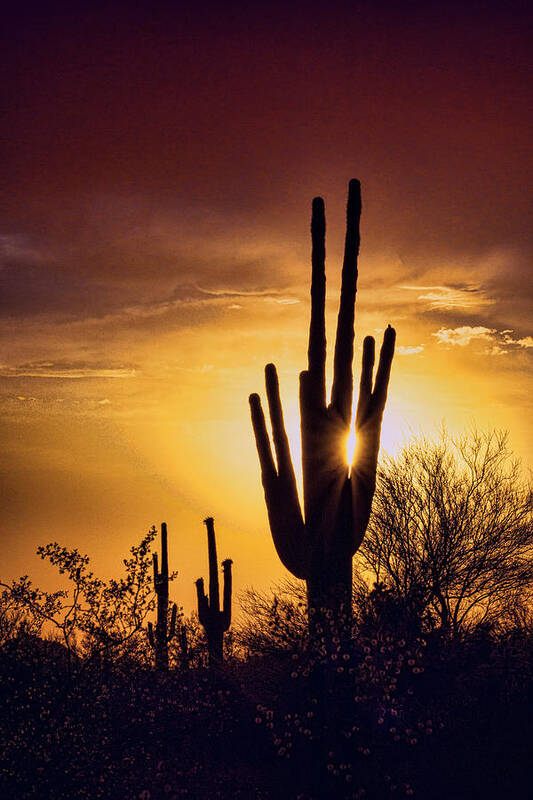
xmin=1 ymin=528 xmax=161 ymax=669
xmin=252 ymin=614 xmax=436 ymax=799
xmin=1 ymin=563 xmax=532 ymax=798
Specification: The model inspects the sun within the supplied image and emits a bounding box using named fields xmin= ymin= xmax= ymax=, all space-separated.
xmin=346 ymin=426 xmax=357 ymax=466
xmin=283 ymin=402 xmax=406 ymax=483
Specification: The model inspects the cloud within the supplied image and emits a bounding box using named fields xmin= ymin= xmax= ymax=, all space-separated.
xmin=0 ymin=234 xmax=49 ymax=265
xmin=264 ymin=297 xmax=300 ymax=305
xmin=0 ymin=221 xmax=301 ymax=330
xmin=432 ymin=326 xmax=496 ymax=346
xmin=0 ymin=361 xmax=136 ymax=379
xmin=396 ymin=345 xmax=425 ymax=355
xmin=503 ymin=334 xmax=533 ymax=349
xmin=401 ymin=284 xmax=493 ymax=310
xmin=432 ymin=326 xmax=533 ymax=355
xmin=78 ymin=284 xmax=302 ymax=328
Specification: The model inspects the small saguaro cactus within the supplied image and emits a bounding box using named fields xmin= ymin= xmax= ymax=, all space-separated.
xmin=148 ymin=522 xmax=178 ymax=671
xmin=195 ymin=517 xmax=232 ymax=665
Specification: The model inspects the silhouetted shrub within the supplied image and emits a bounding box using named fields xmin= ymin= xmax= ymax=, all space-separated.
xmin=359 ymin=429 xmax=533 ymax=635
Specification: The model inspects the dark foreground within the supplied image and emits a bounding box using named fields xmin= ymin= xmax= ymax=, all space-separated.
xmin=1 ymin=620 xmax=532 ymax=800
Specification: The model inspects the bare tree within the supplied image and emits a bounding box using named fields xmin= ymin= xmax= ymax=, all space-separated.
xmin=358 ymin=429 xmax=533 ymax=634
xmin=0 ymin=588 xmax=43 ymax=644
xmin=236 ymin=580 xmax=308 ymax=658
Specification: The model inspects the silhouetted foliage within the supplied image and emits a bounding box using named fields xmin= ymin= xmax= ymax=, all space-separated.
xmin=2 ymin=584 xmax=532 ymax=799
xmin=0 ymin=587 xmax=46 ymax=644
xmin=359 ymin=429 xmax=533 ymax=634
xmin=168 ymin=611 xmax=204 ymax=669
xmin=0 ymin=526 xmax=167 ymax=669
xmin=237 ymin=580 xmax=308 ymax=659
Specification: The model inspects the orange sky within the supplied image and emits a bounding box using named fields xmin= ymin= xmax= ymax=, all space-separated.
xmin=1 ymin=0 xmax=532 ymax=613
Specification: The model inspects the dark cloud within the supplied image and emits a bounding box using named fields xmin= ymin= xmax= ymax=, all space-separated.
xmin=3 ymin=1 xmax=532 ymax=260
xmin=2 ymin=0 xmax=532 ymax=343
xmin=1 ymin=3 xmax=531 ymax=392
xmin=0 ymin=217 xmax=301 ymax=324
xmin=0 ymin=258 xmax=118 ymax=320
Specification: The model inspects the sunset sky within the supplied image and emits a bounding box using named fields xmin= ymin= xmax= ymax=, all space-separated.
xmin=2 ymin=0 xmax=532 ymax=612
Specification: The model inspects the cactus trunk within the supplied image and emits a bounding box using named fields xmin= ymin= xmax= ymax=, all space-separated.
xmin=155 ymin=523 xmax=169 ymax=670
xmin=206 ymin=609 xmax=224 ymax=665
xmin=307 ymin=558 xmax=352 ymax=631
xmin=148 ymin=522 xmax=177 ymax=671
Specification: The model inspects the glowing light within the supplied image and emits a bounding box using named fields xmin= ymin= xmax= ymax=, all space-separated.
xmin=284 ymin=410 xmax=303 ymax=491
xmin=346 ymin=426 xmax=357 ymax=466
xmin=379 ymin=413 xmax=405 ymax=456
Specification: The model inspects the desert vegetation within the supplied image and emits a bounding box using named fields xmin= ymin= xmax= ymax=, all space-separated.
xmin=1 ymin=436 xmax=532 ymax=800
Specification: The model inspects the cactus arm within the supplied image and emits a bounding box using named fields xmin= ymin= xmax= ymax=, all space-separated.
xmin=265 ymin=363 xmax=295 ymax=480
xmin=351 ymin=326 xmax=396 ymax=550
xmin=249 ymin=387 xmax=308 ymax=580
xmin=308 ymin=196 xmax=327 ymax=407
xmin=249 ymin=393 xmax=277 ymax=486
xmin=372 ymin=325 xmax=396 ymax=410
xmin=331 ymin=179 xmax=361 ymax=423
xmin=169 ymin=603 xmax=177 ymax=640
xmin=222 ymin=559 xmax=232 ymax=631
xmin=204 ymin=517 xmax=220 ymax=613
xmin=161 ymin=522 xmax=168 ymax=580
xmin=152 ymin=552 xmax=159 ymax=584
xmin=195 ymin=577 xmax=209 ymax=628
xmin=356 ymin=335 xmax=375 ymax=424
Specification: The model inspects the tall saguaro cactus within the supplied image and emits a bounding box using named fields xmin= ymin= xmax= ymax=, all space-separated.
xmin=249 ymin=180 xmax=395 ymax=629
xmin=148 ymin=522 xmax=178 ymax=671
xmin=195 ymin=517 xmax=232 ymax=665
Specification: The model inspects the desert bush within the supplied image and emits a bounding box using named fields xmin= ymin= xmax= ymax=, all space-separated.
xmin=359 ymin=429 xmax=533 ymax=634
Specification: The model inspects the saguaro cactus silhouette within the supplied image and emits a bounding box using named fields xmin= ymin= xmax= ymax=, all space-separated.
xmin=147 ymin=522 xmax=177 ymax=670
xmin=249 ymin=180 xmax=395 ymax=627
xmin=195 ymin=517 xmax=232 ymax=665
